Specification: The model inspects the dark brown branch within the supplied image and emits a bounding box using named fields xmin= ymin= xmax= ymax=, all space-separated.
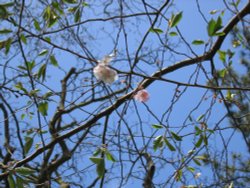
xmin=37 ymin=68 xmax=76 ymax=186
xmin=0 ymin=103 xmax=15 ymax=163
xmin=0 ymin=93 xmax=24 ymax=157
xmin=100 ymin=115 xmax=109 ymax=188
xmin=142 ymin=153 xmax=155 ymax=188
xmin=0 ymin=103 xmax=15 ymax=186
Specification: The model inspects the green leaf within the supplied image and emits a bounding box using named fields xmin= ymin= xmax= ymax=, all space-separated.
xmin=106 ymin=151 xmax=116 ymax=162
xmin=20 ymin=34 xmax=27 ymax=44
xmin=15 ymin=82 xmax=24 ymax=90
xmin=41 ymin=38 xmax=49 ymax=44
xmin=192 ymin=40 xmax=205 ymax=45
xmin=214 ymin=16 xmax=223 ymax=32
xmin=196 ymin=114 xmax=205 ymax=122
xmin=15 ymin=167 xmax=36 ymax=175
xmin=15 ymin=82 xmax=28 ymax=93
xmin=37 ymin=64 xmax=47 ymax=81
xmin=187 ymin=166 xmax=195 ymax=173
xmin=0 ymin=38 xmax=11 ymax=50
xmin=8 ymin=174 xmax=15 ymax=188
xmin=0 ymin=5 xmax=9 ymax=19
xmin=26 ymin=128 xmax=35 ymax=135
xmin=214 ymin=32 xmax=225 ymax=36
xmin=38 ymin=102 xmax=48 ymax=116
xmin=52 ymin=2 xmax=64 ymax=15
xmin=226 ymin=90 xmax=232 ymax=101
xmin=153 ymin=135 xmax=163 ymax=151
xmin=43 ymin=6 xmax=58 ymax=28
xmin=152 ymin=124 xmax=163 ymax=129
xmin=0 ymin=39 xmax=8 ymax=50
xmin=0 ymin=2 xmax=15 ymax=8
xmin=64 ymin=0 xmax=78 ymax=3
xmin=208 ymin=129 xmax=214 ymax=134
xmin=187 ymin=149 xmax=195 ymax=155
xmin=164 ymin=137 xmax=176 ymax=151
xmin=68 ymin=6 xmax=77 ymax=13
xmin=0 ymin=28 xmax=12 ymax=34
xmin=171 ymin=131 xmax=182 ymax=141
xmin=39 ymin=130 xmax=48 ymax=134
xmin=218 ymin=69 xmax=227 ymax=78
xmin=195 ymin=155 xmax=207 ymax=161
xmin=195 ymin=126 xmax=202 ymax=135
xmin=218 ymin=50 xmax=226 ymax=62
xmin=16 ymin=176 xmax=24 ymax=188
xmin=0 ymin=2 xmax=14 ymax=7
xmin=29 ymin=89 xmax=40 ymax=96
xmin=17 ymin=66 xmax=26 ymax=70
xmin=149 ymin=28 xmax=163 ymax=34
xmin=210 ymin=10 xmax=219 ymax=15
xmin=90 ymin=157 xmax=105 ymax=177
xmin=169 ymin=11 xmax=183 ymax=28
xmin=90 ymin=157 xmax=103 ymax=164
xmin=193 ymin=158 xmax=201 ymax=166
xmin=5 ymin=38 xmax=12 ymax=54
xmin=24 ymin=136 xmax=33 ymax=154
xmin=38 ymin=49 xmax=48 ymax=56
xmin=74 ymin=8 xmax=81 ymax=23
xmin=48 ymin=11 xmax=58 ymax=27
xmin=169 ymin=31 xmax=178 ymax=36
xmin=43 ymin=91 xmax=53 ymax=100
xmin=207 ymin=18 xmax=216 ymax=36
xmin=93 ymin=148 xmax=101 ymax=157
xmin=207 ymin=16 xmax=223 ymax=36
xmin=33 ymin=19 xmax=41 ymax=31
xmin=82 ymin=2 xmax=89 ymax=7
xmin=195 ymin=136 xmax=203 ymax=148
xmin=174 ymin=169 xmax=182 ymax=182
xmin=203 ymin=134 xmax=208 ymax=146
xmin=27 ymin=61 xmax=35 ymax=71
xmin=96 ymin=159 xmax=105 ymax=178
xmin=50 ymin=55 xmax=58 ymax=67
xmin=21 ymin=114 xmax=25 ymax=120
xmin=43 ymin=6 xmax=51 ymax=21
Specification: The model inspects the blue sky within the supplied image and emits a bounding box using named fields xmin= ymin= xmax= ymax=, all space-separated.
xmin=0 ymin=0 xmax=249 ymax=187
xmin=45 ymin=0 xmax=249 ymax=187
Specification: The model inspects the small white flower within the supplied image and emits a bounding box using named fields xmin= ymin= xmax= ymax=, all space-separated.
xmin=195 ymin=172 xmax=201 ymax=179
xmin=93 ymin=64 xmax=118 ymax=84
xmin=231 ymin=94 xmax=236 ymax=99
xmin=93 ymin=50 xmax=118 ymax=84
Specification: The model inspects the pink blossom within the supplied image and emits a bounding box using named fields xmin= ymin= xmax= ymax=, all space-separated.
xmin=134 ymin=89 xmax=150 ymax=102
xmin=93 ymin=64 xmax=118 ymax=84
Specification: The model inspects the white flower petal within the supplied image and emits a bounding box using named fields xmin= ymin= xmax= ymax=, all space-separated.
xmin=100 ymin=50 xmax=117 ymax=65
xmin=93 ymin=64 xmax=118 ymax=84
